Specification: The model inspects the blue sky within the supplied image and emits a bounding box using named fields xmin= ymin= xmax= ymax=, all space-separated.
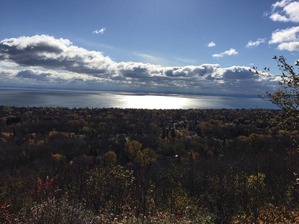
xmin=0 ymin=0 xmax=299 ymax=95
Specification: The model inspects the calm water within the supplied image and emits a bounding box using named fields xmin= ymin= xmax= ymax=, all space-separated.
xmin=0 ymin=88 xmax=277 ymax=109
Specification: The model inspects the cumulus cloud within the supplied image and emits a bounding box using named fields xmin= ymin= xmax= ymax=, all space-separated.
xmin=246 ymin=38 xmax=266 ymax=48
xmin=212 ymin=48 xmax=238 ymax=58
xmin=0 ymin=35 xmax=278 ymax=95
xmin=208 ymin=41 xmax=216 ymax=47
xmin=270 ymin=13 xmax=289 ymax=22
xmin=270 ymin=0 xmax=299 ymax=22
xmin=269 ymin=26 xmax=299 ymax=51
xmin=277 ymin=41 xmax=299 ymax=51
xmin=93 ymin=28 xmax=106 ymax=35
xmin=0 ymin=35 xmax=116 ymax=76
xmin=269 ymin=26 xmax=299 ymax=43
xmin=272 ymin=0 xmax=292 ymax=9
xmin=267 ymin=1 xmax=299 ymax=52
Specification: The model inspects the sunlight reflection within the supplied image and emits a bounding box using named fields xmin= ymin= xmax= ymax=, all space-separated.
xmin=0 ymin=89 xmax=276 ymax=109
xmin=120 ymin=94 xmax=192 ymax=109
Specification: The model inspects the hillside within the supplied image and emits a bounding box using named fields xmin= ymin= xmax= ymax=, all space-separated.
xmin=0 ymin=107 xmax=299 ymax=223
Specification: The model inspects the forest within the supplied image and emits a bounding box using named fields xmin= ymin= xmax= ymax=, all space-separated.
xmin=0 ymin=106 xmax=299 ymax=223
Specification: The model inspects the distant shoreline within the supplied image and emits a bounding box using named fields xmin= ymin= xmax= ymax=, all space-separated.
xmin=0 ymin=86 xmax=260 ymax=98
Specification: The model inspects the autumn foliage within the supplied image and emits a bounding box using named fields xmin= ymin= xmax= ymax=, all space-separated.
xmin=0 ymin=106 xmax=298 ymax=223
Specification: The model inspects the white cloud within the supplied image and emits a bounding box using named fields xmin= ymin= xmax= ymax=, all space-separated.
xmin=270 ymin=13 xmax=289 ymax=22
xmin=212 ymin=48 xmax=238 ymax=58
xmin=269 ymin=26 xmax=299 ymax=51
xmin=93 ymin=27 xmax=106 ymax=35
xmin=0 ymin=35 xmax=278 ymax=95
xmin=272 ymin=0 xmax=292 ymax=9
xmin=208 ymin=41 xmax=216 ymax=47
xmin=269 ymin=26 xmax=299 ymax=44
xmin=268 ymin=1 xmax=299 ymax=52
xmin=0 ymin=35 xmax=116 ymax=75
xmin=270 ymin=0 xmax=299 ymax=22
xmin=246 ymin=38 xmax=266 ymax=48
xmin=0 ymin=34 xmax=72 ymax=50
xmin=277 ymin=41 xmax=299 ymax=51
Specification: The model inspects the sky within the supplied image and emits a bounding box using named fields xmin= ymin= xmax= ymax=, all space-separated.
xmin=0 ymin=0 xmax=299 ymax=95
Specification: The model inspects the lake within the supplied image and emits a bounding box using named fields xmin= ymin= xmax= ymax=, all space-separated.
xmin=0 ymin=88 xmax=277 ymax=109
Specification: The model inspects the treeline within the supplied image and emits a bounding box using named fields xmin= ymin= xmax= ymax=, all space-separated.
xmin=0 ymin=106 xmax=299 ymax=223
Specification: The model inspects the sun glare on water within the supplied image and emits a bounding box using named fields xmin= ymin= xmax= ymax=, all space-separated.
xmin=120 ymin=95 xmax=192 ymax=109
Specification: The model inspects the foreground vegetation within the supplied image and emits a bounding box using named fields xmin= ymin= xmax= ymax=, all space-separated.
xmin=0 ymin=106 xmax=299 ymax=223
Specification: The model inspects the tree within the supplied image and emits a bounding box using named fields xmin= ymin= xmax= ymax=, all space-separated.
xmin=252 ymin=56 xmax=299 ymax=203
xmin=254 ymin=56 xmax=299 ymax=130
xmin=104 ymin=150 xmax=117 ymax=166
xmin=124 ymin=140 xmax=157 ymax=218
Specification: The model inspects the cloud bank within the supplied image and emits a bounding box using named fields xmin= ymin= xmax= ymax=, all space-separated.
xmin=0 ymin=35 xmax=279 ymax=95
